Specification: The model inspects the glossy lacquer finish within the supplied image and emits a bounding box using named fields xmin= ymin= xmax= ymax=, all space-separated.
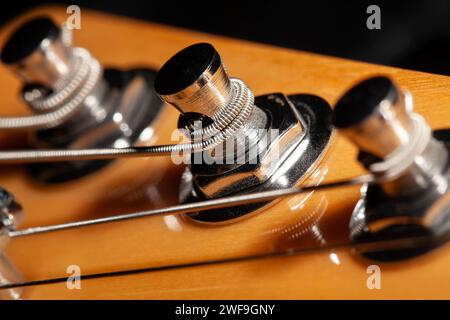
xmin=0 ymin=6 xmax=449 ymax=299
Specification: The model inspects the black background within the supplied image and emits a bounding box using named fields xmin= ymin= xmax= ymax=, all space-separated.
xmin=2 ymin=0 xmax=450 ymax=76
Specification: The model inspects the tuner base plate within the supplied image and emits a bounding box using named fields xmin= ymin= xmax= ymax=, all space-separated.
xmin=181 ymin=93 xmax=333 ymax=224
xmin=350 ymin=129 xmax=450 ymax=261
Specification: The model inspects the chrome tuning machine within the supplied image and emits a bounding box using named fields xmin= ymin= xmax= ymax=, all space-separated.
xmin=0 ymin=187 xmax=24 ymax=299
xmin=333 ymin=76 xmax=450 ymax=260
xmin=0 ymin=16 xmax=164 ymax=183
xmin=154 ymin=43 xmax=333 ymax=223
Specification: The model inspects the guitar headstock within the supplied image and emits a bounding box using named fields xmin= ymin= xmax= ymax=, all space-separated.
xmin=0 ymin=6 xmax=449 ymax=300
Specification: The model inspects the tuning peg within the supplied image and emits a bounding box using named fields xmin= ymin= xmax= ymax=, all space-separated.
xmin=333 ymin=76 xmax=414 ymax=158
xmin=155 ymin=43 xmax=231 ymax=119
xmin=333 ymin=76 xmax=450 ymax=260
xmin=153 ymin=43 xmax=333 ymax=223
xmin=0 ymin=188 xmax=24 ymax=299
xmin=1 ymin=17 xmax=71 ymax=87
xmin=0 ymin=16 xmax=164 ymax=183
xmin=0 ymin=188 xmax=23 ymax=232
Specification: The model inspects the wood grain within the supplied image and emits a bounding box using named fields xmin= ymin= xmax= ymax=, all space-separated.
xmin=0 ymin=6 xmax=449 ymax=299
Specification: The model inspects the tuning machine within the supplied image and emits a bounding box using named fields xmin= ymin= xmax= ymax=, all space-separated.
xmin=0 ymin=16 xmax=164 ymax=183
xmin=0 ymin=188 xmax=24 ymax=299
xmin=154 ymin=43 xmax=333 ymax=223
xmin=333 ymin=76 xmax=450 ymax=260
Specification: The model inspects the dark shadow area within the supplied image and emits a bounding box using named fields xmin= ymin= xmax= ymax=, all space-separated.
xmin=2 ymin=0 xmax=450 ymax=76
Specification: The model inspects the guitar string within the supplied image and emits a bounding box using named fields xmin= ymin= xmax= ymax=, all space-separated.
xmin=8 ymin=174 xmax=377 ymax=237
xmin=0 ymin=146 xmax=177 ymax=164
xmin=1 ymin=233 xmax=446 ymax=291
xmin=2 ymin=173 xmax=446 ymax=291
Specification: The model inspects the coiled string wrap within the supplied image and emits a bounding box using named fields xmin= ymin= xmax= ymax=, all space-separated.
xmin=0 ymin=74 xmax=255 ymax=162
xmin=180 ymin=77 xmax=255 ymax=152
xmin=0 ymin=44 xmax=102 ymax=130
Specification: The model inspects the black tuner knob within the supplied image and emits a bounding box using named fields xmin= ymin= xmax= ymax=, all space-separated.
xmin=333 ymin=76 xmax=450 ymax=260
xmin=332 ymin=76 xmax=411 ymax=158
xmin=1 ymin=17 xmax=59 ymax=64
xmin=1 ymin=16 xmax=70 ymax=87
xmin=154 ymin=43 xmax=231 ymax=118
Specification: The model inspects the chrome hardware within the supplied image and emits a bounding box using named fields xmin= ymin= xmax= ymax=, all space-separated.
xmin=333 ymin=77 xmax=413 ymax=158
xmin=155 ymin=44 xmax=231 ymax=118
xmin=0 ymin=43 xmax=332 ymax=200
xmin=334 ymin=76 xmax=450 ymax=260
xmin=0 ymin=17 xmax=164 ymax=183
xmin=0 ymin=189 xmax=23 ymax=232
xmin=155 ymin=43 xmax=332 ymax=222
xmin=0 ymin=188 xmax=24 ymax=299
xmin=156 ymin=43 xmax=266 ymax=163
xmin=1 ymin=17 xmax=71 ymax=87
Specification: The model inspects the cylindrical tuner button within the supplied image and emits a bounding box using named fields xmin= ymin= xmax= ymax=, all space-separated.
xmin=0 ymin=17 xmax=72 ymax=88
xmin=154 ymin=43 xmax=232 ymax=119
xmin=332 ymin=76 xmax=413 ymax=158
